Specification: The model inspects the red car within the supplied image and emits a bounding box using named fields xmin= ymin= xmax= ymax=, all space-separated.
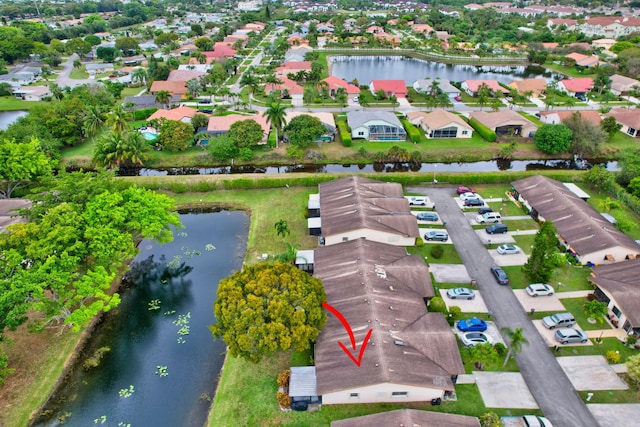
xmin=454 ymin=96 xmax=462 ymax=102
xmin=457 ymin=186 xmax=476 ymax=195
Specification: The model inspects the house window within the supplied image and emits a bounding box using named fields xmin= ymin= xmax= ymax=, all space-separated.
xmin=349 ymin=393 xmax=359 ymax=399
xmin=461 ymin=130 xmax=468 ymax=135
xmin=612 ymin=306 xmax=622 ymax=318
xmin=358 ymin=131 xmax=364 ymax=136
xmin=342 ymin=237 xmax=349 ymax=242
xmin=627 ymin=127 xmax=637 ymax=136
xmin=432 ymin=126 xmax=458 ymax=138
xmin=392 ymin=391 xmax=408 ymax=397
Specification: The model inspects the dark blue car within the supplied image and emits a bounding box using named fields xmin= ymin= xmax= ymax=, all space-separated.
xmin=457 ymin=317 xmax=488 ymax=332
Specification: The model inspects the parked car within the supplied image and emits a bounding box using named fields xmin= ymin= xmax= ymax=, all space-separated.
xmin=447 ymin=287 xmax=475 ymax=300
xmin=199 ymin=108 xmax=213 ymax=114
xmin=460 ymin=332 xmax=494 ymax=347
xmin=454 ymin=95 xmax=462 ymax=102
xmin=497 ymin=244 xmax=520 ymax=255
xmin=198 ymin=98 xmax=211 ymax=104
xmin=542 ymin=312 xmax=576 ymax=329
xmin=476 ymin=212 xmax=501 ymax=224
xmin=456 ymin=186 xmax=476 ymax=195
xmin=409 ymin=196 xmax=428 ymax=206
xmin=478 ymin=206 xmax=494 ymax=215
xmin=459 ymin=192 xmax=478 ymax=201
xmin=486 ymin=223 xmax=508 ymax=234
xmin=555 ymin=328 xmax=588 ymax=344
xmin=526 ymin=283 xmax=555 ymax=297
xmin=464 ymin=198 xmax=484 ymax=207
xmin=491 ymin=265 xmax=509 ymax=285
xmin=576 ymin=94 xmax=587 ymax=101
xmin=502 ymin=415 xmax=553 ymax=427
xmin=424 ymin=231 xmax=448 ymax=241
xmin=353 ymin=96 xmax=359 ymax=103
xmin=457 ymin=317 xmax=487 ymax=332
xmin=416 ymin=212 xmax=439 ymax=222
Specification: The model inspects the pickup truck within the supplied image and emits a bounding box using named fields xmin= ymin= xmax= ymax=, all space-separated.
xmin=501 ymin=415 xmax=553 ymax=427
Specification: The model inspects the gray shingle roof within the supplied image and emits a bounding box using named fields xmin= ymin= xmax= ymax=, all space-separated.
xmin=589 ymin=258 xmax=640 ymax=327
xmin=314 ymin=238 xmax=463 ymax=395
xmin=512 ymin=175 xmax=640 ymax=258
xmin=346 ymin=111 xmax=403 ymax=130
xmin=331 ymin=409 xmax=481 ymax=427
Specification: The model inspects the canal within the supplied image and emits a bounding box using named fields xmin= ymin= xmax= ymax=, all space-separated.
xmin=0 ymin=110 xmax=28 ymax=130
xmin=34 ymin=209 xmax=249 ymax=427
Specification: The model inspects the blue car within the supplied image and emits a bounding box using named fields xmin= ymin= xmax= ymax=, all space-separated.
xmin=457 ymin=317 xmax=488 ymax=332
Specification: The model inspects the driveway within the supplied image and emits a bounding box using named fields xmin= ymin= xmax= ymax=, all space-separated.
xmin=440 ymin=288 xmax=489 ymax=312
xmin=412 ymin=186 xmax=600 ymax=427
xmin=557 ymin=356 xmax=627 ymax=391
xmin=489 ymin=250 xmax=529 ymax=266
xmin=475 ymin=229 xmax=515 ymax=245
xmin=419 ymin=227 xmax=452 ymax=244
xmin=474 ymin=371 xmax=539 ymax=409
xmin=532 ymin=320 xmax=592 ymax=347
xmin=430 ymin=264 xmax=472 ymax=283
xmin=513 ymin=289 xmax=567 ymax=313
xmin=588 ymin=404 xmax=640 ymax=427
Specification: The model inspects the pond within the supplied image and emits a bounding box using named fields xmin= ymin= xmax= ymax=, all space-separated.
xmin=34 ymin=209 xmax=249 ymax=427
xmin=329 ymin=56 xmax=561 ymax=86
xmin=0 ymin=110 xmax=28 ymax=130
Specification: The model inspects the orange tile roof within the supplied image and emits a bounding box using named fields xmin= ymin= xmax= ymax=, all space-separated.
xmin=148 ymin=106 xmax=200 ymax=122
xmin=207 ymin=114 xmax=270 ymax=134
xmin=150 ymin=80 xmax=188 ymax=95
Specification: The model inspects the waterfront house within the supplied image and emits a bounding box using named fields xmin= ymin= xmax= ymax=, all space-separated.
xmin=347 ymin=111 xmax=407 ymax=141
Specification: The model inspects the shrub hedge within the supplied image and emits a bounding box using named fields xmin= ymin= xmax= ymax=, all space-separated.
xmin=469 ymin=118 xmax=497 ymax=142
xmin=337 ymin=121 xmax=352 ymax=147
xmin=133 ymin=108 xmax=159 ymax=121
xmin=400 ymin=119 xmax=422 ymax=143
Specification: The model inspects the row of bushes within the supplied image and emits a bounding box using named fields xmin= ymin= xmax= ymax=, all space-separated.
xmin=337 ymin=121 xmax=352 ymax=147
xmin=132 ymin=108 xmax=159 ymax=121
xmin=469 ymin=117 xmax=497 ymax=142
xmin=400 ymin=119 xmax=423 ymax=143
xmin=131 ymin=170 xmax=589 ymax=194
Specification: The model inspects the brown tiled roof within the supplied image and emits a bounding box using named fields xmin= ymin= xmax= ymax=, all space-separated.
xmin=407 ymin=109 xmax=471 ymax=130
xmin=590 ymin=259 xmax=640 ymax=327
xmin=318 ymin=176 xmax=418 ymax=239
xmin=167 ymin=70 xmax=207 ymax=81
xmin=469 ymin=110 xmax=536 ymax=129
xmin=540 ymin=110 xmax=602 ymax=126
xmin=512 ymin=175 xmax=640 ymax=258
xmin=147 ymin=106 xmax=200 ymax=122
xmin=314 ymin=238 xmax=463 ymax=395
xmin=206 ymin=114 xmax=270 ymax=134
xmin=508 ymin=78 xmax=547 ymax=95
xmin=605 ymin=108 xmax=640 ymax=130
xmin=149 ymin=80 xmax=188 ymax=95
xmin=331 ymin=409 xmax=481 ymax=427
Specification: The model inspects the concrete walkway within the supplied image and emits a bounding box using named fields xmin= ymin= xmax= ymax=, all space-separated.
xmin=412 ymin=185 xmax=600 ymax=427
xmin=585 ymin=329 xmax=628 ymax=339
xmin=557 ymin=290 xmax=592 ymax=299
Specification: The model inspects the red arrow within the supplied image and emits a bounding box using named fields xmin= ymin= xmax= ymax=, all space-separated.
xmin=322 ymin=301 xmax=373 ymax=367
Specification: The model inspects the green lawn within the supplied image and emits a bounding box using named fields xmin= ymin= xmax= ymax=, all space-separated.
xmin=560 ymin=297 xmax=612 ymax=331
xmin=69 ymin=67 xmax=89 ymax=79
xmin=407 ymin=243 xmax=463 ymax=264
xmin=544 ymin=63 xmax=596 ymax=78
xmin=552 ymin=337 xmax=637 ymax=363
xmin=502 ymin=262 xmax=593 ymax=292
xmin=0 ymin=96 xmax=45 ymax=111
xmin=121 ymin=87 xmax=142 ymax=98
xmin=578 ymin=375 xmax=639 ymax=404
xmin=583 ymin=183 xmax=640 ymax=240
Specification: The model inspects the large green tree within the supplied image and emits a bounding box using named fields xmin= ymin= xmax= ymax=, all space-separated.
xmin=534 ymin=124 xmax=572 ymax=154
xmin=211 ymin=262 xmax=327 ymax=363
xmin=0 ymin=138 xmax=55 ymax=199
xmin=227 ymin=119 xmax=264 ymax=148
xmin=284 ymin=114 xmax=326 ymax=148
xmin=522 ymin=221 xmax=559 ymax=283
xmin=158 ymin=120 xmax=193 ymax=152
xmin=93 ymin=130 xmax=150 ymax=168
xmin=563 ymin=112 xmax=605 ymax=158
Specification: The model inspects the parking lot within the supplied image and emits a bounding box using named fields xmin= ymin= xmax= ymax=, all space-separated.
xmin=532 ymin=319 xmax=593 ymax=347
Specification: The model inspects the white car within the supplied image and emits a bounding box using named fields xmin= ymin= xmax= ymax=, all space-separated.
xmin=459 ymin=192 xmax=479 ymax=201
xmin=526 ymin=283 xmax=555 ymax=297
xmin=497 ymin=244 xmax=521 ymax=255
xmin=460 ymin=332 xmax=494 ymax=347
xmin=408 ymin=196 xmax=427 ymax=206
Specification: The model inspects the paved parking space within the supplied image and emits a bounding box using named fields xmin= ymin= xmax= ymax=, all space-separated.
xmin=411 ymin=210 xmax=444 ymax=225
xmin=430 ymin=264 xmax=472 ymax=283
xmin=557 ymin=356 xmax=628 ymax=391
xmin=475 ymin=229 xmax=515 ymax=245
xmin=405 ymin=195 xmax=435 ymax=209
xmin=474 ymin=371 xmax=539 ymax=409
xmin=489 ymin=250 xmax=529 ymax=266
xmin=513 ymin=289 xmax=566 ymax=313
xmin=588 ymin=404 xmax=640 ymax=427
xmin=440 ymin=288 xmax=489 ymax=312
xmin=454 ymin=320 xmax=505 ymax=345
xmin=453 ymin=197 xmax=488 ymax=210
xmin=419 ymin=227 xmax=452 ymax=244
xmin=532 ymin=319 xmax=592 ymax=347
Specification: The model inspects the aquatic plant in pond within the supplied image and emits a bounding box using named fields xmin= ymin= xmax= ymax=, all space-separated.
xmin=118 ymin=385 xmax=135 ymax=398
xmin=155 ymin=366 xmax=168 ymax=377
xmin=148 ymin=299 xmax=161 ymax=310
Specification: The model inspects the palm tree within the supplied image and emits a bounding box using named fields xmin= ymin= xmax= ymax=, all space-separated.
xmin=131 ymin=68 xmax=147 ymax=86
xmin=240 ymin=72 xmax=260 ymax=111
xmin=154 ymin=90 xmax=172 ymax=109
xmin=436 ymin=93 xmax=453 ymax=109
xmin=263 ymin=100 xmax=288 ymax=149
xmin=105 ymin=105 xmax=131 ymax=134
xmin=274 ymin=219 xmax=290 ymax=241
xmin=93 ymin=130 xmax=150 ymax=169
xmin=187 ymin=79 xmax=202 ymax=98
xmin=427 ymin=79 xmax=442 ymax=98
xmin=501 ymin=327 xmax=529 ymax=367
xmin=73 ymin=59 xmax=82 ymax=69
xmin=82 ymin=105 xmax=105 ymax=138
xmin=477 ymin=83 xmax=491 ymax=111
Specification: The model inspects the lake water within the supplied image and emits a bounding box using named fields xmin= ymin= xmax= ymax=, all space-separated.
xmin=0 ymin=110 xmax=28 ymax=130
xmin=34 ymin=209 xmax=249 ymax=427
xmin=330 ymin=56 xmax=560 ymax=86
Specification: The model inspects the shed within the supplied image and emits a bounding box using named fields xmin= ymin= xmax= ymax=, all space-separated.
xmin=563 ymin=183 xmax=590 ymax=200
xmin=289 ymin=366 xmax=321 ymax=407
xmin=307 ymin=217 xmax=321 ymax=236
xmin=308 ymin=194 xmax=320 ymax=218
xmin=295 ymin=250 xmax=315 ymax=274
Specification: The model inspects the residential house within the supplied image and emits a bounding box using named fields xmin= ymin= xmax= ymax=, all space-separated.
xmin=547 ymin=18 xmax=577 ymax=31
xmin=147 ymin=106 xmax=201 ymax=123
xmin=13 ymin=86 xmax=51 ymax=101
xmin=275 ymin=61 xmax=312 ymax=78
xmin=507 ymin=78 xmax=547 ymax=97
xmin=412 ymin=78 xmax=460 ymax=98
xmin=285 ymin=45 xmax=313 ymax=62
xmin=310 ymin=176 xmax=418 ymax=246
xmin=264 ymin=77 xmax=304 ymax=101
xmin=539 ymin=110 xmax=601 ymax=126
xmin=461 ymin=80 xmax=510 ymax=96
xmin=206 ymin=114 xmax=270 ymax=141
xmin=204 ymin=43 xmax=237 ymax=60
xmin=285 ymin=112 xmax=336 ymax=141
xmin=167 ymin=70 xmax=207 ymax=82
xmin=605 ymin=108 xmax=640 ymax=137
xmin=149 ymin=80 xmax=188 ymax=98
xmin=177 ymin=64 xmax=211 ymax=73
xmin=123 ymin=94 xmax=182 ymax=111
xmin=464 ymin=4 xmax=484 ymax=11
xmin=0 ymin=72 xmax=35 ymax=88
xmin=331 ymin=409 xmax=480 ymax=427
xmin=373 ymin=32 xmax=401 ymax=46
xmin=592 ymin=38 xmax=616 ymax=51
xmin=365 ymin=25 xmax=384 ymax=34
xmin=347 ymin=111 xmax=407 ymax=141
xmin=589 ymin=259 xmax=640 ymax=334
xmin=577 ymin=16 xmax=640 ymax=38
xmin=557 ymin=78 xmax=594 ymax=97
xmin=412 ymin=23 xmax=434 ymax=34
xmin=512 ymin=175 xmax=640 ymax=265
xmin=369 ymin=80 xmax=408 ymax=98
xmin=565 ymin=52 xmax=602 ymax=68
xmin=470 ymin=110 xmax=537 ymax=138
xmin=407 ymin=109 xmax=473 ymax=139
xmin=314 ymin=237 xmax=463 ymax=404
xmin=287 ymin=34 xmax=308 ymax=45
xmin=322 ymin=76 xmax=360 ymax=97
xmin=609 ymin=75 xmax=640 ymax=96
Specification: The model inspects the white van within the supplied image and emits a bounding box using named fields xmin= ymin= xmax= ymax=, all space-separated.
xmin=475 ymin=212 xmax=501 ymax=224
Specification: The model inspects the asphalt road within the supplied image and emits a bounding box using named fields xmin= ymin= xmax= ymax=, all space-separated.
xmin=56 ymin=54 xmax=99 ymax=88
xmin=411 ymin=186 xmax=600 ymax=427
